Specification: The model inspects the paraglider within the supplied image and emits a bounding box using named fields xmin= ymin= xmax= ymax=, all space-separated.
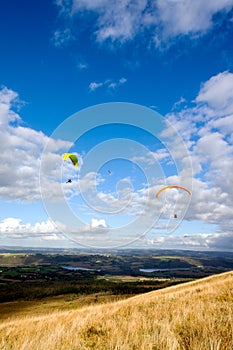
xmin=155 ymin=185 xmax=191 ymax=198
xmin=156 ymin=185 xmax=191 ymax=220
xmin=63 ymin=153 xmax=78 ymax=168
xmin=63 ymin=153 xmax=78 ymax=183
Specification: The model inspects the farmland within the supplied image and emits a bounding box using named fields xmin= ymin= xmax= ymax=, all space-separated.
xmin=0 ymin=249 xmax=232 ymax=303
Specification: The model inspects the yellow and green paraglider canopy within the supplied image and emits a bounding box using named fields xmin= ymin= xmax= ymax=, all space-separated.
xmin=63 ymin=153 xmax=78 ymax=168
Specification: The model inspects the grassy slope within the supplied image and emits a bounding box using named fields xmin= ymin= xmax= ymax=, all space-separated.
xmin=0 ymin=271 xmax=232 ymax=350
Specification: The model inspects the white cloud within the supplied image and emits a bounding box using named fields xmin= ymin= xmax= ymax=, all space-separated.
xmin=89 ymin=77 xmax=127 ymax=91
xmin=143 ymin=232 xmax=233 ymax=251
xmin=155 ymin=0 xmax=233 ymax=39
xmin=72 ymin=0 xmax=149 ymax=43
xmin=89 ymin=82 xmax=103 ymax=91
xmin=0 ymin=86 xmax=73 ymax=202
xmin=90 ymin=218 xmax=110 ymax=233
xmin=91 ymin=218 xmax=108 ymax=228
xmin=60 ymin=217 xmax=110 ymax=237
xmin=2 ymin=72 xmax=233 ymax=249
xmin=195 ymin=132 xmax=231 ymax=161
xmin=54 ymin=0 xmax=233 ymax=46
xmin=77 ymin=62 xmax=88 ymax=70
xmin=78 ymin=172 xmax=104 ymax=193
xmin=52 ymin=28 xmax=74 ymax=47
xmin=210 ymin=115 xmax=233 ymax=137
xmin=119 ymin=77 xmax=127 ymax=84
xmin=0 ymin=217 xmax=60 ymax=237
xmin=131 ymin=148 xmax=170 ymax=165
xmin=196 ymin=71 xmax=233 ymax=116
xmin=163 ymin=71 xmax=233 ymax=239
xmin=0 ymin=87 xmax=21 ymax=126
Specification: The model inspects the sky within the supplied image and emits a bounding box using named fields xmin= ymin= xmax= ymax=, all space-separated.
xmin=0 ymin=0 xmax=233 ymax=251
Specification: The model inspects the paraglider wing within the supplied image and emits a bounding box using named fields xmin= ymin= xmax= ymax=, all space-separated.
xmin=63 ymin=153 xmax=78 ymax=168
xmin=155 ymin=185 xmax=191 ymax=198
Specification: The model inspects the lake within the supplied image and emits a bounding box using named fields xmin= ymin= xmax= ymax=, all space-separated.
xmin=139 ymin=268 xmax=191 ymax=272
xmin=61 ymin=265 xmax=101 ymax=272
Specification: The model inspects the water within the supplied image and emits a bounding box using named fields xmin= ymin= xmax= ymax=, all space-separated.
xmin=139 ymin=268 xmax=191 ymax=273
xmin=61 ymin=265 xmax=101 ymax=272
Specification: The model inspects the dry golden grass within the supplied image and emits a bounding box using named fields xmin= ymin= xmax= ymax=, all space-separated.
xmin=0 ymin=271 xmax=232 ymax=350
xmin=0 ymin=293 xmax=131 ymax=321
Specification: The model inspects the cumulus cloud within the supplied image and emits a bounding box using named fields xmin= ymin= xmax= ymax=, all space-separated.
xmin=2 ymin=70 xmax=233 ymax=249
xmin=91 ymin=218 xmax=107 ymax=228
xmin=131 ymin=148 xmax=170 ymax=165
xmin=0 ymin=217 xmax=62 ymax=239
xmin=54 ymin=0 xmax=233 ymax=46
xmin=142 ymin=232 xmax=233 ymax=251
xmin=89 ymin=218 xmax=110 ymax=233
xmin=63 ymin=218 xmax=110 ymax=238
xmin=196 ymin=71 xmax=233 ymax=116
xmin=77 ymin=172 xmax=104 ymax=193
xmin=0 ymin=86 xmax=73 ymax=202
xmin=165 ymin=71 xmax=233 ymax=242
xmin=0 ymin=87 xmax=21 ymax=126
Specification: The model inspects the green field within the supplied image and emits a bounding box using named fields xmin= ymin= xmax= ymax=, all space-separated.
xmin=0 ymin=250 xmax=232 ymax=304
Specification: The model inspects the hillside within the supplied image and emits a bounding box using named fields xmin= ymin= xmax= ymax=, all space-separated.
xmin=0 ymin=271 xmax=232 ymax=350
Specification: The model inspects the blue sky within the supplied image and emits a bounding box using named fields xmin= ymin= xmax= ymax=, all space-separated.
xmin=0 ymin=0 xmax=233 ymax=251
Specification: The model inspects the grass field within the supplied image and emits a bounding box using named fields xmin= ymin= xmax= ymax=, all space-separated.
xmin=0 ymin=271 xmax=232 ymax=349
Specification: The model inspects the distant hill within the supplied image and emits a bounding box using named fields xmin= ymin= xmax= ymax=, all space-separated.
xmin=0 ymin=271 xmax=232 ymax=350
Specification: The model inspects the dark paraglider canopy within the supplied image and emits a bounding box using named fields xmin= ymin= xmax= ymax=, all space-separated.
xmin=66 ymin=179 xmax=72 ymax=183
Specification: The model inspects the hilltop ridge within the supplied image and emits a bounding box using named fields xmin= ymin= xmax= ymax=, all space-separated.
xmin=0 ymin=271 xmax=232 ymax=349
